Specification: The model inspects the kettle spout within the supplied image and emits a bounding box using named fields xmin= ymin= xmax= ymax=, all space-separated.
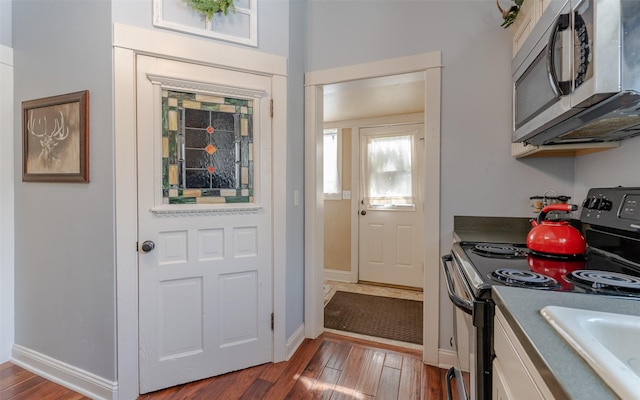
xmin=530 ymin=218 xmax=539 ymax=228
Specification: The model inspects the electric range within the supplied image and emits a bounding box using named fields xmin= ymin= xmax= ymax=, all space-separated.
xmin=442 ymin=187 xmax=640 ymax=400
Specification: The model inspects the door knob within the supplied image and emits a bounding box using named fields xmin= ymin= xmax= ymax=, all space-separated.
xmin=141 ymin=240 xmax=155 ymax=253
xmin=360 ymin=210 xmax=367 ymax=215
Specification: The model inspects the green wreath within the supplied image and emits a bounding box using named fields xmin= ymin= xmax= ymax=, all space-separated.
xmin=185 ymin=0 xmax=236 ymax=20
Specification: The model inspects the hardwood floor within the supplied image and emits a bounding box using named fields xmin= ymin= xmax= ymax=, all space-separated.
xmin=0 ymin=362 xmax=91 ymax=400
xmin=1 ymin=333 xmax=450 ymax=400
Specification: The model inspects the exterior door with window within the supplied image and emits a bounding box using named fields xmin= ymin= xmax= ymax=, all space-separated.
xmin=358 ymin=124 xmax=424 ymax=288
xmin=136 ymin=55 xmax=273 ymax=393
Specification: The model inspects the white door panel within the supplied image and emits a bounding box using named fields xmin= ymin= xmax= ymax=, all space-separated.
xmin=136 ymin=55 xmax=273 ymax=393
xmin=358 ymin=124 xmax=424 ymax=288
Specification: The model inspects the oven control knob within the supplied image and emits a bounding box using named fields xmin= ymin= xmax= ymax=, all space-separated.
xmin=599 ymin=199 xmax=613 ymax=211
xmin=590 ymin=198 xmax=602 ymax=210
xmin=582 ymin=198 xmax=591 ymax=209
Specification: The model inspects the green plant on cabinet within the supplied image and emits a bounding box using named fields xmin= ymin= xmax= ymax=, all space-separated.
xmin=497 ymin=0 xmax=524 ymax=28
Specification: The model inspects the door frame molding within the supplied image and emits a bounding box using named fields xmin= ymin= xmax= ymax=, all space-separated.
xmin=304 ymin=52 xmax=442 ymax=365
xmin=0 ymin=44 xmax=15 ymax=364
xmin=114 ymin=23 xmax=288 ymax=400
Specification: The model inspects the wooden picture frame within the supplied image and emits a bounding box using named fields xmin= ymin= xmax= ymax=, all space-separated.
xmin=22 ymin=90 xmax=90 ymax=183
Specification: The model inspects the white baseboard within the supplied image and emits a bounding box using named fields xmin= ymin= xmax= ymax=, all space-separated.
xmin=11 ymin=344 xmax=118 ymax=400
xmin=438 ymin=348 xmax=456 ymax=370
xmin=285 ymin=324 xmax=306 ymax=360
xmin=323 ymin=269 xmax=352 ymax=282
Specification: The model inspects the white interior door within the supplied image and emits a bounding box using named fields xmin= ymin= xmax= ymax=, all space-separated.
xmin=358 ymin=124 xmax=424 ymax=288
xmin=136 ymin=55 xmax=273 ymax=393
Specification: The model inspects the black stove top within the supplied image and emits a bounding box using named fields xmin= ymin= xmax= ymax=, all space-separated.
xmin=453 ymin=240 xmax=640 ymax=298
xmin=453 ymin=188 xmax=640 ymax=299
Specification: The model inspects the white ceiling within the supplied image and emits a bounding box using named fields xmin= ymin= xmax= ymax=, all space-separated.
xmin=323 ymin=71 xmax=425 ymax=123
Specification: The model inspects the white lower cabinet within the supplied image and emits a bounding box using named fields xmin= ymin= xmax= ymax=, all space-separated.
xmin=493 ymin=307 xmax=555 ymax=400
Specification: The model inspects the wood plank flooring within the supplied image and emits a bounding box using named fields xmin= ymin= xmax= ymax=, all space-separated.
xmin=1 ymin=333 xmax=450 ymax=400
xmin=0 ymin=362 xmax=91 ymax=400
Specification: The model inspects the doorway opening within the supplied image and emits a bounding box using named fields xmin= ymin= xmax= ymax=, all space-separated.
xmin=322 ymin=115 xmax=425 ymax=347
xmin=323 ymin=280 xmax=423 ymax=349
xmin=322 ymin=118 xmax=425 ymax=288
xmin=304 ymin=52 xmax=442 ymax=365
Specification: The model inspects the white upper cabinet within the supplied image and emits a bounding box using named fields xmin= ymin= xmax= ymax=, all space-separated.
xmin=509 ymin=0 xmax=544 ymax=58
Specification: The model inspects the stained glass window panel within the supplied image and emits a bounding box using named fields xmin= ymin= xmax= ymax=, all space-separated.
xmin=161 ymin=90 xmax=254 ymax=204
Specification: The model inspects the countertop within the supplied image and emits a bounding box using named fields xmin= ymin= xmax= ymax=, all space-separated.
xmin=453 ymin=216 xmax=532 ymax=243
xmin=493 ymin=286 xmax=640 ymax=399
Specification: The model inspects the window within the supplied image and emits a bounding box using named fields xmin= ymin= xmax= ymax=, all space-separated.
xmin=162 ymin=90 xmax=254 ymax=204
xmin=323 ymin=128 xmax=342 ymax=200
xmin=363 ymin=133 xmax=416 ymax=208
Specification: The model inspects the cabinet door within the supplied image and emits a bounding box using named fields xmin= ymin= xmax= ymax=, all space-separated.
xmin=492 ymin=359 xmax=514 ymax=400
xmin=493 ymin=308 xmax=555 ymax=400
xmin=510 ymin=0 xmax=543 ymax=57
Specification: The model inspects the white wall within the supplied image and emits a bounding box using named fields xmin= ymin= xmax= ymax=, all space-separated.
xmin=285 ymin=0 xmax=307 ymax=338
xmin=13 ymin=0 xmax=116 ymax=380
xmin=0 ymin=44 xmax=14 ymax=364
xmin=574 ymin=135 xmax=640 ymax=199
xmin=307 ymin=0 xmax=575 ymax=350
xmin=0 ymin=0 xmax=10 ymax=47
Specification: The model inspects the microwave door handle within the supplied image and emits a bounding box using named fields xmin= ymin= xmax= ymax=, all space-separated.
xmin=546 ymin=13 xmax=571 ymax=96
xmin=441 ymin=255 xmax=473 ymax=315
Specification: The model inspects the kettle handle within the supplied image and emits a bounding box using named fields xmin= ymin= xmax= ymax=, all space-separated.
xmin=537 ymin=203 xmax=578 ymax=225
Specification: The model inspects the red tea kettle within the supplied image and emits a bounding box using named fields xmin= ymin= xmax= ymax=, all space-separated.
xmin=527 ymin=204 xmax=586 ymax=256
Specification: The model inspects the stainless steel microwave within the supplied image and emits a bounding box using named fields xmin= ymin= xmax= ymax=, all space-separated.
xmin=512 ymin=0 xmax=640 ymax=145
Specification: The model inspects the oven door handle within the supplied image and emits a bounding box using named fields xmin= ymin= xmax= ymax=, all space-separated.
xmin=441 ymin=254 xmax=473 ymax=315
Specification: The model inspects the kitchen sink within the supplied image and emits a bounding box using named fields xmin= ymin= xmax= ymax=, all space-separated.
xmin=540 ymin=306 xmax=640 ymax=400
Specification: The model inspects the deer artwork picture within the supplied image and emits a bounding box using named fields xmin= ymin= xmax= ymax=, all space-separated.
xmin=27 ymin=106 xmax=74 ymax=170
xmin=22 ymin=90 xmax=89 ymax=182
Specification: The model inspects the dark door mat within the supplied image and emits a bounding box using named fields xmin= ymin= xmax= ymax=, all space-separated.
xmin=324 ymin=291 xmax=423 ymax=345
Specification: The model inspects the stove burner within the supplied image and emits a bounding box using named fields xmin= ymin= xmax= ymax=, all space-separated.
xmin=473 ymin=244 xmax=529 ymax=259
xmin=566 ymin=270 xmax=640 ymax=293
xmin=527 ymin=250 xmax=585 ymax=261
xmin=490 ymin=268 xmax=559 ymax=288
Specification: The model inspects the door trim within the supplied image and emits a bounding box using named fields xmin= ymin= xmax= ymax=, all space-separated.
xmin=0 ymin=44 xmax=15 ymax=363
xmin=304 ymin=52 xmax=442 ymax=365
xmin=114 ymin=23 xmax=288 ymax=400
